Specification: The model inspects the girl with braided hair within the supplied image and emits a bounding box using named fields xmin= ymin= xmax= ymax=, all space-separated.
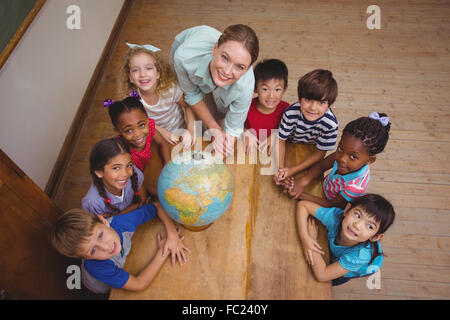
xmin=81 ymin=137 xmax=148 ymax=218
xmin=284 ymin=112 xmax=391 ymax=208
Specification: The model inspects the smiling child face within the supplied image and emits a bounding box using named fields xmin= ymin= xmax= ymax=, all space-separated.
xmin=94 ymin=152 xmax=133 ymax=196
xmin=300 ymin=97 xmax=329 ymax=122
xmin=78 ymin=215 xmax=121 ymax=260
xmin=114 ymin=109 xmax=149 ymax=151
xmin=128 ymin=52 xmax=160 ymax=93
xmin=340 ymin=204 xmax=383 ymax=246
xmin=255 ymin=78 xmax=286 ymax=113
xmin=335 ymin=133 xmax=376 ymax=175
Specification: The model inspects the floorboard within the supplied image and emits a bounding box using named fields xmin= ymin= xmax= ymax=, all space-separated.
xmin=53 ymin=0 xmax=450 ymax=300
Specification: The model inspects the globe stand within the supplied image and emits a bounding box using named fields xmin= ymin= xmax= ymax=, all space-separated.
xmin=182 ymin=223 xmax=214 ymax=232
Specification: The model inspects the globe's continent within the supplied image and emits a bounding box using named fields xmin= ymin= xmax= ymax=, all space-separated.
xmin=159 ymin=161 xmax=233 ymax=227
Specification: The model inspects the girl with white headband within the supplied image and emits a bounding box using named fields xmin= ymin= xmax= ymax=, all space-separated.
xmin=121 ymin=42 xmax=195 ymax=150
xmin=284 ymin=112 xmax=391 ymax=209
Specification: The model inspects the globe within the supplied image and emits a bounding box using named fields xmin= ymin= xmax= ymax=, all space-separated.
xmin=157 ymin=151 xmax=233 ymax=230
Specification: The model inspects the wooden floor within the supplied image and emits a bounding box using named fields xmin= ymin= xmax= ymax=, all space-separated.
xmin=53 ymin=0 xmax=450 ymax=299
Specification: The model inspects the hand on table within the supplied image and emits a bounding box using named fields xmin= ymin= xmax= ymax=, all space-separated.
xmin=212 ymin=129 xmax=235 ymax=156
xmin=161 ymin=227 xmax=191 ymax=267
xmin=258 ymin=136 xmax=273 ymax=156
xmin=243 ymin=130 xmax=258 ymax=155
xmin=301 ymin=217 xmax=325 ymax=266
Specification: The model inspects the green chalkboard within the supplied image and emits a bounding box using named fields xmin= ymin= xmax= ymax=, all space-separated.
xmin=0 ymin=0 xmax=45 ymax=69
xmin=0 ymin=0 xmax=38 ymax=53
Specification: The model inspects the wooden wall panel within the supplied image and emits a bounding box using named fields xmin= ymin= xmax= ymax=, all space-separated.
xmin=0 ymin=149 xmax=78 ymax=299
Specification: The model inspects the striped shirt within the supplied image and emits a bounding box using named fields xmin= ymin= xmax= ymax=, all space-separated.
xmin=323 ymin=161 xmax=370 ymax=202
xmin=139 ymin=83 xmax=185 ymax=132
xmin=278 ymin=102 xmax=338 ymax=151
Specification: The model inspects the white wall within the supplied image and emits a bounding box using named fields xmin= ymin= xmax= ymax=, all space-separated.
xmin=0 ymin=0 xmax=124 ymax=189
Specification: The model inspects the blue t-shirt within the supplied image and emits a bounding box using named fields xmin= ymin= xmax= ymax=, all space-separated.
xmin=315 ymin=206 xmax=383 ymax=278
xmin=81 ymin=204 xmax=158 ymax=293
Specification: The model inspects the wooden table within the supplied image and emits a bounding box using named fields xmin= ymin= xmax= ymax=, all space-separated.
xmin=109 ymin=141 xmax=331 ymax=299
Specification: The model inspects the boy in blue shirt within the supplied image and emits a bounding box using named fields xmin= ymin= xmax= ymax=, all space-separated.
xmin=51 ymin=203 xmax=190 ymax=294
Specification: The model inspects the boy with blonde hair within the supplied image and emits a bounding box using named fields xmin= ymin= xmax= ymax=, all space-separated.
xmin=51 ymin=203 xmax=189 ymax=294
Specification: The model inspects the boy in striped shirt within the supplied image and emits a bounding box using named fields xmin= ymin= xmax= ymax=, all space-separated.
xmin=274 ymin=69 xmax=338 ymax=186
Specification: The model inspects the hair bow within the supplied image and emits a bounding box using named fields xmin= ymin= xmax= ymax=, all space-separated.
xmin=368 ymin=112 xmax=389 ymax=127
xmin=129 ymin=90 xmax=139 ymax=98
xmin=103 ymin=99 xmax=114 ymax=108
xmin=126 ymin=42 xmax=161 ymax=52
